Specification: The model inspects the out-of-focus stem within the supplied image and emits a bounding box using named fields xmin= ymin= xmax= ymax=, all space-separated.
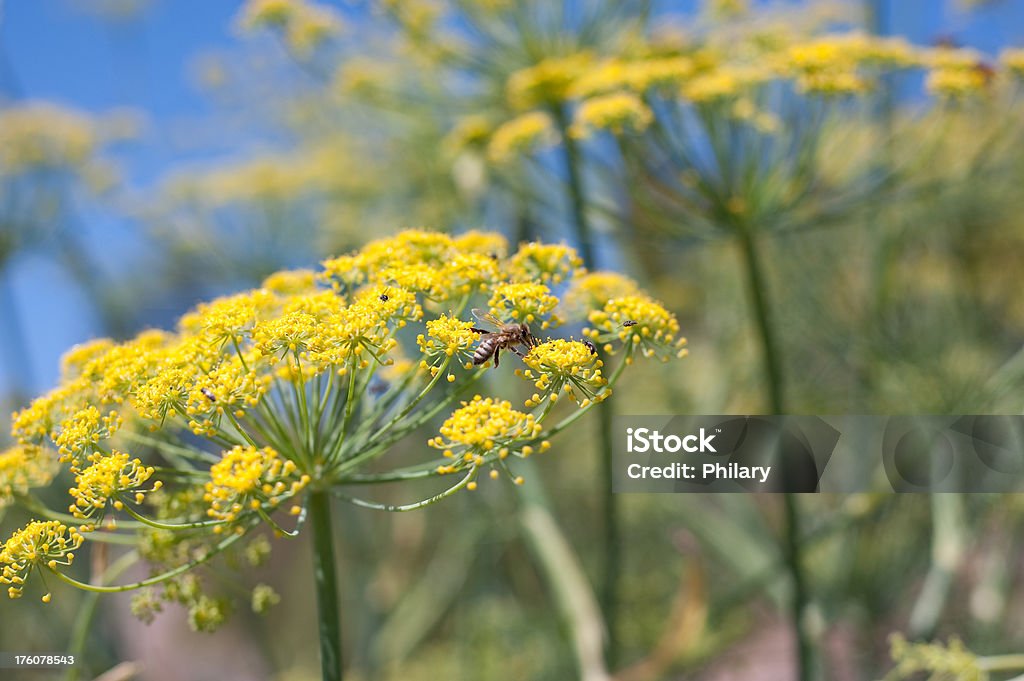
xmin=517 ymin=462 xmax=611 ymax=681
xmin=309 ymin=490 xmax=344 ymax=681
xmin=64 ymin=551 xmax=139 ymax=681
xmin=551 ymin=100 xmax=621 ymax=666
xmin=736 ymin=226 xmax=784 ymax=415
xmin=782 ymin=492 xmax=812 ymax=681
xmin=596 ymin=391 xmax=620 ymax=666
xmin=735 ymin=224 xmax=813 ymax=681
xmin=908 ymin=493 xmax=965 ymax=639
xmin=553 ymin=103 xmax=594 ymax=266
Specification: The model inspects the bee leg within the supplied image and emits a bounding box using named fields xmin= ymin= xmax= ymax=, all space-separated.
xmin=470 ymin=328 xmax=489 ymax=334
xmin=509 ymin=346 xmax=527 ymax=359
xmin=493 ymin=347 xmax=501 ymax=368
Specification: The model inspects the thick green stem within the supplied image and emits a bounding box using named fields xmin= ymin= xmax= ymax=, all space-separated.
xmin=782 ymin=492 xmax=813 ymax=681
xmin=597 ymin=391 xmax=620 ymax=668
xmin=309 ymin=490 xmax=343 ymax=681
xmin=735 ymin=225 xmax=813 ymax=681
xmin=736 ymin=227 xmax=785 ymax=415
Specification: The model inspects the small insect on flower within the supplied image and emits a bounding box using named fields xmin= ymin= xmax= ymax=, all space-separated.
xmin=622 ymin=320 xmax=637 ymax=327
xmin=379 ymin=294 xmax=389 ymax=302
xmin=201 ymin=388 xmax=217 ymax=402
xmin=582 ymin=339 xmax=598 ymax=355
xmin=470 ymin=309 xmax=537 ymax=368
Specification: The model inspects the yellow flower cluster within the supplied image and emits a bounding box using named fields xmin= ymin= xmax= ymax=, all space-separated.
xmin=506 ymin=53 xmax=594 ymax=109
xmin=925 ymin=47 xmax=992 ymax=97
xmin=521 ymin=340 xmax=608 ymax=408
xmin=205 ymin=446 xmax=309 ymax=525
xmin=179 ymin=290 xmax=276 ymax=343
xmin=571 ymin=91 xmax=654 ymax=138
xmin=789 ymin=53 xmax=868 ymax=94
xmin=2 ymin=229 xmax=685 ymax=610
xmin=0 ymin=103 xmax=129 ymax=189
xmin=60 ymin=339 xmax=116 ymax=380
xmin=1003 ymin=48 xmax=1024 ymax=77
xmin=323 ymin=230 xmax=500 ymax=292
xmin=508 ymin=242 xmax=582 ymax=284
xmin=417 ymin=315 xmax=479 ymax=366
xmin=783 ymin=33 xmax=917 ymax=95
xmin=888 ymin=634 xmax=982 ymax=680
xmin=568 ymin=57 xmax=695 ymax=98
xmin=79 ymin=330 xmax=174 ymax=405
xmin=488 ymin=282 xmax=561 ymax=329
xmin=68 ymin=451 xmax=158 ymax=520
xmin=490 ymin=27 xmax=1014 ymax=147
xmin=562 ymin=271 xmax=640 ymax=319
xmin=1 ymin=520 xmax=83 ymax=600
xmin=684 ymin=66 xmax=766 ymax=102
xmin=925 ymin=67 xmax=990 ymax=97
xmin=487 ymin=111 xmax=558 ymax=163
xmin=429 ymin=396 xmax=544 ymax=470
xmin=235 ymin=0 xmax=343 ymax=57
xmin=0 ymin=445 xmax=57 ymax=510
xmin=586 ymin=295 xmax=688 ymax=361
xmin=10 ymin=380 xmax=88 ymax=445
xmin=705 ymin=0 xmax=749 ymax=18
xmin=443 ymin=115 xmax=494 ymax=155
xmin=54 ymin=406 xmax=122 ymax=469
xmin=262 ymin=269 xmax=318 ymax=295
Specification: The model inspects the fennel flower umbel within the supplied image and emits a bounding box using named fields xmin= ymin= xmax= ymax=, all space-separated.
xmin=2 ymin=229 xmax=685 ymax=678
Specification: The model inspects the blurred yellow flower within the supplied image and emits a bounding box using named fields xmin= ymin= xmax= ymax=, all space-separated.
xmin=487 ymin=111 xmax=558 ymax=162
xmin=571 ymin=91 xmax=654 ymax=138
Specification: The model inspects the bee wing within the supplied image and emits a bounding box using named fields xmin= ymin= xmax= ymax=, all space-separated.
xmin=471 ymin=308 xmax=504 ymax=328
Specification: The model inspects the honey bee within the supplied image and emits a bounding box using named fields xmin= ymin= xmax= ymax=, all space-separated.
xmin=469 ymin=309 xmax=537 ymax=368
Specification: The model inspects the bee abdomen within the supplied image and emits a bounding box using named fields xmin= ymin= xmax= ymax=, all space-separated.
xmin=473 ymin=338 xmax=497 ymax=364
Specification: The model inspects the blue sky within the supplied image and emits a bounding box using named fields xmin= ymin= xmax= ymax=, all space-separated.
xmin=0 ymin=0 xmax=1023 ymax=396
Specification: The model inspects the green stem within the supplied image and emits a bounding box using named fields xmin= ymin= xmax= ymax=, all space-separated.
xmin=50 ymin=524 xmax=250 ymax=593
xmin=117 ymin=495 xmax=228 ymax=531
xmin=552 ymin=99 xmax=621 ymax=665
xmin=309 ymin=490 xmax=343 ymax=681
xmin=980 ymin=655 xmax=1024 ymax=672
xmin=64 ymin=550 xmax=139 ymax=681
xmin=782 ymin=491 xmax=813 ymax=681
xmin=736 ymin=226 xmax=784 ymax=414
xmin=516 ymin=460 xmax=610 ymax=681
xmin=553 ymin=103 xmax=594 ymax=266
xmin=334 ymin=468 xmax=475 ymax=512
xmin=735 ymin=224 xmax=813 ymax=681
xmin=597 ymin=391 xmax=619 ymax=668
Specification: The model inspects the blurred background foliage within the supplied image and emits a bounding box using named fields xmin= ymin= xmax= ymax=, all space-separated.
xmin=3 ymin=0 xmax=1024 ymax=680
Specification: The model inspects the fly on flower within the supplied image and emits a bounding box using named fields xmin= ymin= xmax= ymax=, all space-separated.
xmin=469 ymin=309 xmax=538 ymax=368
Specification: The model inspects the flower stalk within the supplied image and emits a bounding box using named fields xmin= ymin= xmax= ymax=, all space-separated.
xmin=735 ymin=221 xmax=813 ymax=681
xmin=309 ymin=490 xmax=343 ymax=681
